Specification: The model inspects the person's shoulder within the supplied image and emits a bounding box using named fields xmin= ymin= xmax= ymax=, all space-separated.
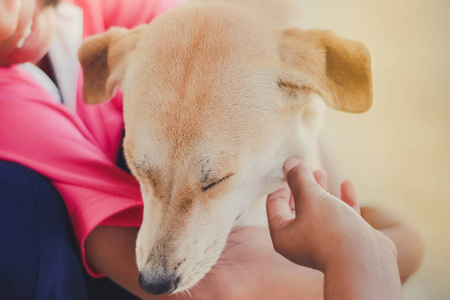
xmin=73 ymin=0 xmax=179 ymax=38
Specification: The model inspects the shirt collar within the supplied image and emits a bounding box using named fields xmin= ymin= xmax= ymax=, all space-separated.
xmin=48 ymin=2 xmax=83 ymax=112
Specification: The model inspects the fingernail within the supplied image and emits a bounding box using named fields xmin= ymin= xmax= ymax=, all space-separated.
xmin=284 ymin=157 xmax=301 ymax=173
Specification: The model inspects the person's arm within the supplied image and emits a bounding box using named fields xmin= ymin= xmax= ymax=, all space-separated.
xmin=267 ymin=158 xmax=402 ymax=300
xmin=318 ymin=136 xmax=424 ymax=284
xmin=0 ymin=73 xmax=144 ymax=278
xmin=323 ymin=233 xmax=401 ymax=300
xmin=86 ymin=225 xmax=326 ymax=300
xmin=361 ymin=206 xmax=424 ymax=283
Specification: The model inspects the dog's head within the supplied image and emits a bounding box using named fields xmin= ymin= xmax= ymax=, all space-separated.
xmin=79 ymin=2 xmax=372 ymax=295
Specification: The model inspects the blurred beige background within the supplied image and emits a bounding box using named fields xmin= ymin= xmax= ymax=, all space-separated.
xmin=293 ymin=0 xmax=449 ymax=299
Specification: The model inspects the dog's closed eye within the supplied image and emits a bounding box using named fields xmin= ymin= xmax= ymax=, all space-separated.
xmin=202 ymin=175 xmax=233 ymax=192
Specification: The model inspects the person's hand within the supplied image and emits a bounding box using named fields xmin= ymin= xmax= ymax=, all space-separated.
xmin=0 ymin=0 xmax=56 ymax=65
xmin=266 ymin=157 xmax=396 ymax=272
xmin=0 ymin=0 xmax=22 ymax=42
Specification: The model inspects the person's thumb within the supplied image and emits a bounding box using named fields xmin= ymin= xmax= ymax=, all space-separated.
xmin=284 ymin=158 xmax=321 ymax=214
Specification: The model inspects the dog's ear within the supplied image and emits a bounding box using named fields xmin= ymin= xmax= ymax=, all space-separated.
xmin=279 ymin=29 xmax=372 ymax=113
xmin=78 ymin=26 xmax=143 ymax=105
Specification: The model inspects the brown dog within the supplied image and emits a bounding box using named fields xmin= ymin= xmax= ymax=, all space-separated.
xmin=78 ymin=0 xmax=372 ymax=295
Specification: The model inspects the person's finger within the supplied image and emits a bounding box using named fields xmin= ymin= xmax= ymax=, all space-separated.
xmin=268 ymin=185 xmax=291 ymax=202
xmin=313 ymin=169 xmax=328 ymax=190
xmin=340 ymin=180 xmax=355 ymax=206
xmin=284 ymin=158 xmax=321 ymax=215
xmin=340 ymin=180 xmax=360 ymax=214
xmin=267 ymin=188 xmax=294 ymax=233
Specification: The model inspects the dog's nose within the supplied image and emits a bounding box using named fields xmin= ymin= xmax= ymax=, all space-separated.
xmin=138 ymin=272 xmax=180 ymax=295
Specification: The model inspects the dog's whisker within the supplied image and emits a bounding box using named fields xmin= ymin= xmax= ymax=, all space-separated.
xmin=196 ymin=261 xmax=240 ymax=276
xmin=204 ymin=226 xmax=250 ymax=253
xmin=196 ymin=252 xmax=243 ymax=272
xmin=185 ymin=288 xmax=194 ymax=300
xmin=222 ymin=240 xmax=246 ymax=253
xmin=190 ymin=271 xmax=211 ymax=278
xmin=195 ymin=255 xmax=224 ymax=267
xmin=196 ymin=257 xmax=240 ymax=270
xmin=204 ymin=233 xmax=231 ymax=252
xmin=202 ymin=240 xmax=246 ymax=264
xmin=229 ymin=226 xmax=251 ymax=235
xmin=205 ymin=243 xmax=236 ymax=259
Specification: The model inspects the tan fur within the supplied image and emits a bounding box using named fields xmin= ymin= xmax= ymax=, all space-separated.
xmin=279 ymin=28 xmax=372 ymax=113
xmin=78 ymin=0 xmax=373 ymax=293
xmin=78 ymin=26 xmax=144 ymax=104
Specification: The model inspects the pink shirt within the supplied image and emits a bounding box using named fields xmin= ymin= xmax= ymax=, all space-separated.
xmin=0 ymin=0 xmax=177 ymax=277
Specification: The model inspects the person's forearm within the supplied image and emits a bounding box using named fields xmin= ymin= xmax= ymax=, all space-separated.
xmin=85 ymin=226 xmax=177 ymax=300
xmin=324 ymin=238 xmax=401 ymax=300
xmin=86 ymin=226 xmax=325 ymax=300
xmin=361 ymin=206 xmax=424 ymax=283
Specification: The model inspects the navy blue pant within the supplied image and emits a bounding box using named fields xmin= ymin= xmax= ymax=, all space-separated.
xmin=0 ymin=161 xmax=138 ymax=299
